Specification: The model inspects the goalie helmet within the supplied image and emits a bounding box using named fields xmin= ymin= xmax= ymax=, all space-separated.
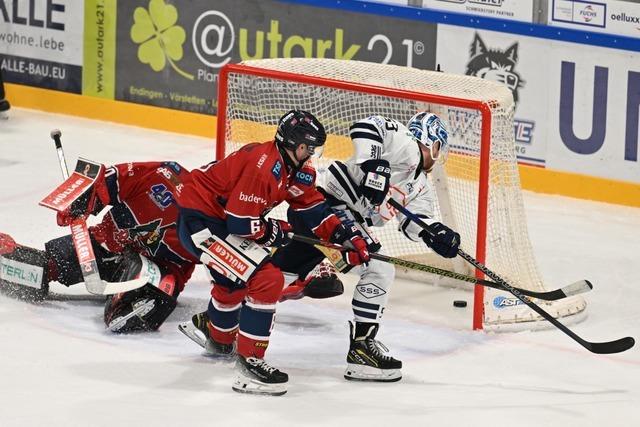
xmin=275 ymin=110 xmax=326 ymax=155
xmin=407 ymin=112 xmax=449 ymax=163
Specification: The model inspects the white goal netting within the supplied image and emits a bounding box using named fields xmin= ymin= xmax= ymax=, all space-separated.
xmin=217 ymin=58 xmax=586 ymax=330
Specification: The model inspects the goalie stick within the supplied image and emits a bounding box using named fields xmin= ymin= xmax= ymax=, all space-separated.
xmin=40 ymin=130 xmax=148 ymax=295
xmin=387 ymin=198 xmax=635 ymax=355
xmin=288 ymin=234 xmax=591 ymax=302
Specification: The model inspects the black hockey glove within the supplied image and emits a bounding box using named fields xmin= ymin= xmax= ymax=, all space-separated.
xmin=420 ymin=222 xmax=460 ymax=258
xmin=360 ymin=159 xmax=391 ymax=206
xmin=255 ymin=218 xmax=293 ymax=248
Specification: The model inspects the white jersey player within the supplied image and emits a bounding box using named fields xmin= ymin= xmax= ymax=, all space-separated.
xmin=273 ymin=112 xmax=460 ymax=382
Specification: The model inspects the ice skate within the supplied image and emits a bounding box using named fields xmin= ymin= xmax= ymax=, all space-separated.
xmin=178 ymin=311 xmax=235 ymax=358
xmin=344 ymin=321 xmax=402 ymax=382
xmin=232 ymin=355 xmax=288 ymax=396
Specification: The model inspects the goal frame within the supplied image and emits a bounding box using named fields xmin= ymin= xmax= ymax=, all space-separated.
xmin=216 ymin=62 xmax=497 ymax=330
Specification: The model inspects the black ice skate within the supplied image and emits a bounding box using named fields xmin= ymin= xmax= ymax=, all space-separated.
xmin=344 ymin=321 xmax=402 ymax=382
xmin=232 ymin=355 xmax=288 ymax=396
xmin=178 ymin=311 xmax=235 ymax=358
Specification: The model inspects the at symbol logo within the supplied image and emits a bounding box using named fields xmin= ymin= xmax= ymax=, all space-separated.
xmin=192 ymin=11 xmax=235 ymax=68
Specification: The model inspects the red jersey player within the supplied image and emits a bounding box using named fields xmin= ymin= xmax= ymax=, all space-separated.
xmin=175 ymin=110 xmax=370 ymax=396
xmin=0 ymin=161 xmax=198 ymax=332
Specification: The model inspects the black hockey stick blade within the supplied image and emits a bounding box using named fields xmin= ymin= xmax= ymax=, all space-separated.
xmin=584 ymin=336 xmax=635 ymax=355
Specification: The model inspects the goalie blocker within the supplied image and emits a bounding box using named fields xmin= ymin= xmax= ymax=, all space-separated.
xmin=0 ymin=232 xmax=178 ymax=333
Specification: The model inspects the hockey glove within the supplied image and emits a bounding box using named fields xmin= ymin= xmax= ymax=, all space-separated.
xmin=255 ymin=218 xmax=293 ymax=248
xmin=343 ymin=235 xmax=370 ymax=266
xmin=329 ymin=222 xmax=370 ymax=266
xmin=55 ymin=164 xmax=109 ymax=226
xmin=360 ymin=159 xmax=391 ymax=206
xmin=420 ymin=222 xmax=460 ymax=259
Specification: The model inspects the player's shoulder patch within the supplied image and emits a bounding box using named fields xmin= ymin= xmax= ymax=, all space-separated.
xmin=294 ymin=164 xmax=316 ymax=186
xmin=271 ymin=160 xmax=283 ymax=180
xmin=161 ymin=161 xmax=182 ymax=174
xmin=369 ymin=116 xmax=388 ymax=138
xmin=294 ymin=170 xmax=314 ymax=186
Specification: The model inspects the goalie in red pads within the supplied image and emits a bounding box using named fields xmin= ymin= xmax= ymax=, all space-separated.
xmin=175 ymin=110 xmax=370 ymax=396
xmin=0 ymin=160 xmax=198 ymax=332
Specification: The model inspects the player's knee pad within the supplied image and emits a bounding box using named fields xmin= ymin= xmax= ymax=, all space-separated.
xmin=245 ymin=262 xmax=284 ymax=305
xmin=352 ymin=259 xmax=395 ymax=322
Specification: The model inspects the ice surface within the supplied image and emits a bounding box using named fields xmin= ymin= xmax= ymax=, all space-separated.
xmin=0 ymin=109 xmax=638 ymax=426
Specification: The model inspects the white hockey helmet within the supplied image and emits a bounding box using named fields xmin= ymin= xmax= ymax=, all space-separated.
xmin=407 ymin=112 xmax=449 ymax=164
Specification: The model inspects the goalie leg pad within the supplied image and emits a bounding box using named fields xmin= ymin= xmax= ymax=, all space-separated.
xmin=44 ymin=235 xmax=123 ymax=287
xmin=105 ymin=284 xmax=177 ymax=333
xmin=103 ymin=252 xmax=177 ymax=333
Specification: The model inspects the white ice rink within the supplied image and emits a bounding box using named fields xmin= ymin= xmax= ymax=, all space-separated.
xmin=1 ymin=109 xmax=639 ymax=426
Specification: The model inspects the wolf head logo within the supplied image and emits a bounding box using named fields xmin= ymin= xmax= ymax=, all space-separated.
xmin=465 ymin=33 xmax=524 ymax=104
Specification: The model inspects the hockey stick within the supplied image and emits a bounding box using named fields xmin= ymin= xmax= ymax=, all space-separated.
xmin=288 ymin=234 xmax=590 ymax=301
xmin=387 ymin=198 xmax=635 ymax=354
xmin=44 ymin=130 xmax=148 ymax=295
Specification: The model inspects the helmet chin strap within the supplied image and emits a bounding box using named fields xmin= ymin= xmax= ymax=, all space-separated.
xmin=278 ymin=144 xmax=305 ymax=172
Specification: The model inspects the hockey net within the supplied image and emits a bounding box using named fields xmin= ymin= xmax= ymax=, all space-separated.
xmin=216 ymin=58 xmax=586 ymax=331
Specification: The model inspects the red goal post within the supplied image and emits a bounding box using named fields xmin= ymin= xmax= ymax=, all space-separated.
xmin=215 ymin=59 xmax=586 ymax=331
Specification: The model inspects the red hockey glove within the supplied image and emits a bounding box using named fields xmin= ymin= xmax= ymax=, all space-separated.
xmin=344 ymin=235 xmax=370 ymax=266
xmin=55 ymin=165 xmax=109 ymax=226
xmin=255 ymin=218 xmax=293 ymax=248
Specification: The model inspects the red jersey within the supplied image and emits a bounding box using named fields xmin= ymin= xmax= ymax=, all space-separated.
xmin=89 ymin=161 xmax=197 ymax=291
xmin=176 ymin=141 xmax=341 ymax=241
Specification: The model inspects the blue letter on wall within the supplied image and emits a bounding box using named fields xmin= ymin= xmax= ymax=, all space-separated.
xmin=626 ymin=71 xmax=639 ymax=162
xmin=559 ymin=61 xmax=608 ymax=155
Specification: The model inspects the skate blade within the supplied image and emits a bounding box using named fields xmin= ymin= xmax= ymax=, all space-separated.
xmin=178 ymin=321 xmax=207 ymax=349
xmin=232 ymin=373 xmax=287 ymax=396
xmin=344 ymin=363 xmax=402 ymax=382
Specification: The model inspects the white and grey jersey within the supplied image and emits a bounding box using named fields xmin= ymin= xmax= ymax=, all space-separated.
xmin=322 ymin=115 xmax=436 ymax=242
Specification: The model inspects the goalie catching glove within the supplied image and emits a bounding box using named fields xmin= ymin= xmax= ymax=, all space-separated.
xmin=360 ymin=159 xmax=391 ymax=206
xmin=420 ymin=222 xmax=460 ymax=259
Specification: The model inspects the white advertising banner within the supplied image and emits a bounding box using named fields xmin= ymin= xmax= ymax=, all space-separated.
xmin=436 ymin=26 xmax=550 ymax=166
xmin=423 ymin=0 xmax=534 ymax=22
xmin=549 ymin=0 xmax=640 ymax=38
xmin=0 ymin=0 xmax=83 ymax=65
xmin=437 ymin=25 xmax=640 ymax=183
xmin=545 ymin=44 xmax=639 ymax=182
xmin=0 ymin=0 xmax=83 ymax=92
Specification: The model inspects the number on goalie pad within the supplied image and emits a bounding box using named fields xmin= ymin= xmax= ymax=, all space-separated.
xmin=191 ymin=229 xmax=270 ymax=286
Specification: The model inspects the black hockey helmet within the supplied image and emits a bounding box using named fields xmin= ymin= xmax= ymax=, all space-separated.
xmin=275 ymin=110 xmax=326 ymax=152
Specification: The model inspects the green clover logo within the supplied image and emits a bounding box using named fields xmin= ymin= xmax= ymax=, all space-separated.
xmin=131 ymin=0 xmax=194 ymax=80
